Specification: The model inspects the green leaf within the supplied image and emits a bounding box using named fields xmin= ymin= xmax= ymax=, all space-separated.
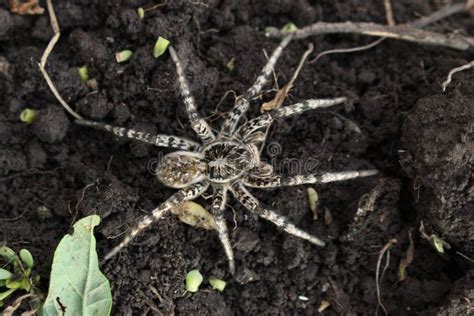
xmin=20 ymin=108 xmax=38 ymax=124
xmin=153 ymin=36 xmax=170 ymax=58
xmin=19 ymin=249 xmax=34 ymax=269
xmin=185 ymin=270 xmax=203 ymax=293
xmin=137 ymin=7 xmax=145 ymax=19
xmin=0 ymin=279 xmax=6 ymax=287
xmin=42 ymin=215 xmax=112 ymax=316
xmin=0 ymin=288 xmax=16 ymax=301
xmin=281 ymin=22 xmax=298 ymax=33
xmin=6 ymin=279 xmax=21 ymax=289
xmin=226 ymin=58 xmax=235 ymax=72
xmin=78 ymin=66 xmax=90 ymax=83
xmin=0 ymin=268 xmax=13 ymax=280
xmin=208 ymin=277 xmax=226 ymax=292
xmin=115 ymin=50 xmax=134 ymax=63
xmin=0 ymin=247 xmax=17 ymax=262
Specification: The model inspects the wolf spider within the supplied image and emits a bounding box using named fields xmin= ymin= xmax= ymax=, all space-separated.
xmin=74 ymin=35 xmax=377 ymax=274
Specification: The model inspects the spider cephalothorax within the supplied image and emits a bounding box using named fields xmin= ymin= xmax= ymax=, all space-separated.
xmin=202 ymin=141 xmax=257 ymax=183
xmin=73 ymin=35 xmax=377 ymax=274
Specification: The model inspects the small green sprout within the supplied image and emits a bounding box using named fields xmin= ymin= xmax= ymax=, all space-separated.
xmin=185 ymin=269 xmax=203 ymax=293
xmin=78 ymin=65 xmax=90 ymax=83
xmin=431 ymin=234 xmax=450 ymax=253
xmin=281 ymin=22 xmax=298 ymax=33
xmin=116 ymin=50 xmax=134 ymax=63
xmin=137 ymin=7 xmax=145 ymax=19
xmin=208 ymin=277 xmax=226 ymax=292
xmin=20 ymin=108 xmax=38 ymax=124
xmin=226 ymin=58 xmax=235 ymax=72
xmin=0 ymin=246 xmax=40 ymax=308
xmin=307 ymin=187 xmax=319 ymax=220
xmin=153 ymin=36 xmax=170 ymax=58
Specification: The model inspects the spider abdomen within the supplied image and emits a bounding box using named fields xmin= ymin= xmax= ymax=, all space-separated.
xmin=203 ymin=141 xmax=255 ymax=183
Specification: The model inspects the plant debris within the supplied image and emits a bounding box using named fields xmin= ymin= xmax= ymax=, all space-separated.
xmin=260 ymin=43 xmax=313 ymax=112
xmin=174 ymin=201 xmax=216 ymax=230
xmin=398 ymin=229 xmax=415 ymax=281
xmin=8 ymin=0 xmax=44 ymax=15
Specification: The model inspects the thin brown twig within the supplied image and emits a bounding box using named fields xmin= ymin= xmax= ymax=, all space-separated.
xmin=261 ymin=43 xmax=314 ymax=112
xmin=376 ymin=238 xmax=397 ymax=316
xmin=308 ymin=37 xmax=385 ymax=64
xmin=384 ymin=0 xmax=396 ymax=27
xmin=39 ymin=0 xmax=83 ymax=120
xmin=441 ymin=60 xmax=474 ymax=91
xmin=267 ymin=3 xmax=474 ymax=51
xmin=144 ymin=0 xmax=167 ymax=12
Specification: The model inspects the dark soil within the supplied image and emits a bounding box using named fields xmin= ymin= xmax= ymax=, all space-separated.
xmin=1 ymin=0 xmax=473 ymax=314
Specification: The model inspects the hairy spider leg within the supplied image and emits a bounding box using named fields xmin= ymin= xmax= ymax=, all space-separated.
xmin=220 ymin=35 xmax=294 ymax=137
xmin=235 ymin=97 xmax=347 ymax=140
xmin=210 ymin=185 xmax=235 ymax=274
xmin=230 ymin=183 xmax=326 ymax=247
xmin=103 ymin=182 xmax=209 ymax=261
xmin=76 ymin=119 xmax=202 ymax=151
xmin=243 ymin=170 xmax=379 ymax=188
xmin=168 ymin=46 xmax=215 ymax=143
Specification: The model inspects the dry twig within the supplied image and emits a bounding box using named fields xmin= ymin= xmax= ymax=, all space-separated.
xmin=267 ymin=3 xmax=474 ymax=51
xmin=308 ymin=38 xmax=385 ymax=64
xmin=383 ymin=0 xmax=396 ymax=27
xmin=261 ymin=43 xmax=314 ymax=112
xmin=441 ymin=60 xmax=474 ymax=91
xmin=376 ymin=238 xmax=397 ymax=316
xmin=398 ymin=228 xmax=415 ymax=281
xmin=38 ymin=0 xmax=83 ymax=120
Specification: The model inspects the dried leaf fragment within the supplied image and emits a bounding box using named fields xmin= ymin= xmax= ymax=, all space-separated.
xmin=175 ymin=201 xmax=216 ymax=230
xmin=9 ymin=0 xmax=45 ymax=15
xmin=398 ymin=229 xmax=414 ymax=281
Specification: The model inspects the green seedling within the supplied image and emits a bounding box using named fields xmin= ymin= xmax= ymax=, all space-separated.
xmin=281 ymin=22 xmax=298 ymax=33
xmin=185 ymin=269 xmax=203 ymax=293
xmin=153 ymin=36 xmax=170 ymax=58
xmin=226 ymin=58 xmax=235 ymax=71
xmin=116 ymin=50 xmax=134 ymax=63
xmin=0 ymin=247 xmax=39 ymax=308
xmin=137 ymin=7 xmax=145 ymax=19
xmin=78 ymin=65 xmax=90 ymax=83
xmin=20 ymin=108 xmax=38 ymax=124
xmin=307 ymin=187 xmax=319 ymax=220
xmin=208 ymin=277 xmax=226 ymax=292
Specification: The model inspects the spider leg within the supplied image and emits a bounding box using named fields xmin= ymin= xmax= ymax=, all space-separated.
xmin=210 ymin=185 xmax=235 ymax=274
xmin=220 ymin=35 xmax=293 ymax=137
xmin=236 ymin=97 xmax=347 ymax=140
xmin=243 ymin=170 xmax=378 ymax=188
xmin=76 ymin=119 xmax=202 ymax=151
xmin=103 ymin=182 xmax=209 ymax=261
xmin=168 ymin=46 xmax=215 ymax=143
xmin=231 ymin=182 xmax=326 ymax=247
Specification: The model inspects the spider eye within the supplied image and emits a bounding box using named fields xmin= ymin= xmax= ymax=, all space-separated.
xmin=156 ymin=152 xmax=205 ymax=188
